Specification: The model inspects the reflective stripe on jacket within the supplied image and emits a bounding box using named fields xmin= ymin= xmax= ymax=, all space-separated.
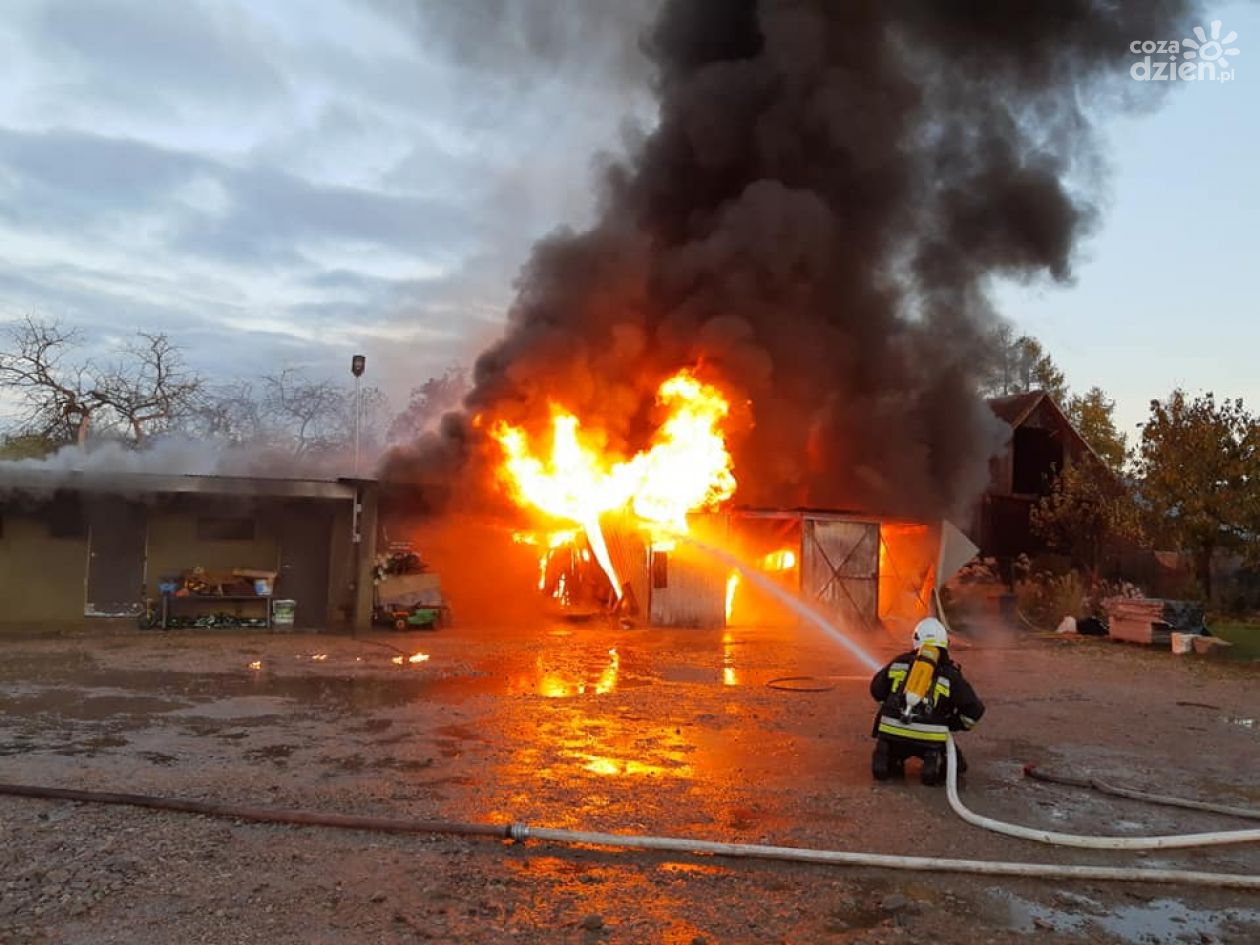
xmin=877 ymin=715 xmax=950 ymax=742
xmin=869 ymin=649 xmax=985 ymax=744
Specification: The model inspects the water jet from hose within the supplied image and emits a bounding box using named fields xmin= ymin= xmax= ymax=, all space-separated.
xmin=680 ymin=535 xmax=882 ymax=672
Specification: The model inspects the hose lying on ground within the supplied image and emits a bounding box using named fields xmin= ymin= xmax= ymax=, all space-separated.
xmin=1 ymin=780 xmax=1258 ymax=890
xmin=0 ymin=781 xmax=505 ymax=838
xmin=944 ymin=738 xmax=1260 ymax=850
xmin=932 ymin=602 xmax=1260 ymax=856
xmin=1024 ymin=763 xmax=1260 ymax=822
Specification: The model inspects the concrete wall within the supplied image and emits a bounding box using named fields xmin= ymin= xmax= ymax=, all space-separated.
xmin=327 ymin=498 xmax=362 ymax=632
xmin=0 ymin=512 xmax=89 ymax=626
xmin=0 ymin=492 xmax=365 ymax=632
xmin=145 ymin=510 xmax=281 ymax=594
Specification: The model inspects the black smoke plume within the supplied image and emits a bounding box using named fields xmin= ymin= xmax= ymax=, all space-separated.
xmin=386 ymin=0 xmax=1199 ymax=520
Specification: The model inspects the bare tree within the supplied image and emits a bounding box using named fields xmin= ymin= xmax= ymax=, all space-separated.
xmin=258 ymin=370 xmax=346 ymax=455
xmin=0 ymin=316 xmax=107 ymax=445
xmin=191 ymin=371 xmax=390 ymax=462
xmin=0 ymin=317 xmax=205 ymax=446
xmin=189 ymin=379 xmax=266 ymax=445
xmin=96 ymin=332 xmax=204 ymax=443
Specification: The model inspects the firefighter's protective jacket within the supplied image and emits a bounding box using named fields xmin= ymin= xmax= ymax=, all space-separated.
xmin=869 ymin=649 xmax=985 ymax=745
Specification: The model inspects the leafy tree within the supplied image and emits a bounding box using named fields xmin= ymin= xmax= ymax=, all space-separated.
xmin=1031 ymin=458 xmax=1141 ymax=583
xmin=984 ymin=328 xmax=1069 ymax=403
xmin=1066 ymin=386 xmax=1128 ymax=471
xmin=1017 ymin=336 xmax=1068 ymax=404
xmin=388 ymin=366 xmax=468 ymax=444
xmin=0 ymin=432 xmax=59 ymax=460
xmin=1135 ymin=390 xmax=1260 ymax=600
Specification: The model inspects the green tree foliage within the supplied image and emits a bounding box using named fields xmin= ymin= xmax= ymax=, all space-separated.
xmin=984 ymin=327 xmax=1069 ymax=403
xmin=1017 ymin=336 xmax=1068 ymax=404
xmin=0 ymin=432 xmax=59 ymax=460
xmin=1031 ymin=458 xmax=1142 ymax=582
xmin=1066 ymin=386 xmax=1128 ymax=471
xmin=1135 ymin=390 xmax=1260 ymax=600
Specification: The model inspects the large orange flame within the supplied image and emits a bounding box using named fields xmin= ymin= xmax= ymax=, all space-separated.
xmin=491 ymin=369 xmax=736 ymax=597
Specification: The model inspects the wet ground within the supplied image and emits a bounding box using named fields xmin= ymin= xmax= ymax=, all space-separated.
xmin=0 ymin=619 xmax=1258 ymax=944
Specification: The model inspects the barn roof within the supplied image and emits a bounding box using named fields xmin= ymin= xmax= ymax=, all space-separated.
xmin=987 ymin=390 xmax=1049 ymax=428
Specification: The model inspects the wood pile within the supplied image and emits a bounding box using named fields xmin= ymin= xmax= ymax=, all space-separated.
xmin=1104 ymin=597 xmax=1205 ymax=646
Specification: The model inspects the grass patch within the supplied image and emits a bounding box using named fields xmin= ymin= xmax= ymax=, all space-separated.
xmin=1206 ymin=620 xmax=1260 ymax=660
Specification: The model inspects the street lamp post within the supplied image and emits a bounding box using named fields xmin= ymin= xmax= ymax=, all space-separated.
xmin=351 ymin=354 xmax=366 ymax=476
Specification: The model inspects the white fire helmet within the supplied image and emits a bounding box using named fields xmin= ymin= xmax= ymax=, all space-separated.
xmin=912 ymin=617 xmax=949 ymax=650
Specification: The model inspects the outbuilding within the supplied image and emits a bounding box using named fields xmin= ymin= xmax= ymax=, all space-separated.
xmin=0 ymin=470 xmax=377 ymax=633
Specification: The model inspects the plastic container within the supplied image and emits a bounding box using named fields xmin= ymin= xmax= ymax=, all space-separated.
xmin=272 ymin=599 xmax=296 ymax=628
xmin=254 ymin=579 xmax=272 ymax=596
xmin=1170 ymin=632 xmax=1195 ymax=655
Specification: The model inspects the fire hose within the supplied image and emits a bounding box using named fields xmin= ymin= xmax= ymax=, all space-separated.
xmin=2 ymin=751 xmax=1259 ymax=890
xmin=2 ymin=586 xmax=1257 ymax=890
xmin=924 ymin=604 xmax=1260 ymax=849
xmin=943 ymin=738 xmax=1260 ymax=851
xmin=1023 ymin=762 xmax=1260 ymax=822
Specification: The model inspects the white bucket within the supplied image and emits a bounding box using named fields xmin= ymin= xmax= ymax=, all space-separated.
xmin=1170 ymin=632 xmax=1195 ymax=655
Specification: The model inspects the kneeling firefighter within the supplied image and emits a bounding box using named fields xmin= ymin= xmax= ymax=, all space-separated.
xmin=869 ymin=617 xmax=984 ymax=785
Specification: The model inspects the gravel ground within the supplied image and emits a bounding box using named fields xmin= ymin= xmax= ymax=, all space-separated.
xmin=1 ymin=619 xmax=1258 ymax=944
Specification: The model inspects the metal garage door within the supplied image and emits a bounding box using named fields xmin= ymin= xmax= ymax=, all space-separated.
xmin=801 ymin=519 xmax=878 ymax=630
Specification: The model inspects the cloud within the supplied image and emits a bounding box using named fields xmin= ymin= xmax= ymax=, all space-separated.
xmin=32 ymin=0 xmax=290 ymax=109
xmin=0 ymin=0 xmax=655 ymax=419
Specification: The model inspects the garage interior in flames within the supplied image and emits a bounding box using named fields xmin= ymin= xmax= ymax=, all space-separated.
xmin=461 ymin=366 xmax=970 ymax=638
xmin=516 ymin=510 xmax=952 ymax=636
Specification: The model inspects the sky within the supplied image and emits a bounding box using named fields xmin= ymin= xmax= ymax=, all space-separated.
xmin=994 ymin=2 xmax=1260 ymax=437
xmin=0 ymin=0 xmax=655 ymax=413
xmin=0 ymin=0 xmax=1255 ymax=441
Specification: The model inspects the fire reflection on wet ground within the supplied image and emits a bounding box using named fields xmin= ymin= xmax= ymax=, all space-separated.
xmin=0 ymin=622 xmax=897 ymax=942
xmin=3 ymin=621 xmax=1259 ymax=943
xmin=424 ymin=622 xmax=877 ymax=862
xmin=504 ymin=855 xmax=730 ymax=944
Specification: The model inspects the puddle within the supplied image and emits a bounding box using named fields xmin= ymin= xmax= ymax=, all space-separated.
xmin=480 ymin=648 xmax=656 ymax=699
xmin=659 ymin=666 xmax=721 ymax=684
xmin=0 ymin=649 xmax=657 ymax=723
xmin=0 ymin=667 xmax=439 ymax=716
xmin=574 ymin=752 xmax=693 ymax=778
xmin=0 ymin=689 xmax=190 ymax=720
xmin=996 ymin=892 xmax=1260 ymax=943
xmin=170 ymin=695 xmax=294 ymax=719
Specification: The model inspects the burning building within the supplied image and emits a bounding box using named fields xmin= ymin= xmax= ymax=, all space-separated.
xmin=384 ymin=0 xmax=1201 ymax=627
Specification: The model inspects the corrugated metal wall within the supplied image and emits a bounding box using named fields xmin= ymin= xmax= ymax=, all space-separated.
xmin=604 ymin=521 xmax=649 ymax=621
xmin=648 ymin=548 xmax=726 ymax=628
xmin=801 ymin=518 xmax=879 ymax=629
